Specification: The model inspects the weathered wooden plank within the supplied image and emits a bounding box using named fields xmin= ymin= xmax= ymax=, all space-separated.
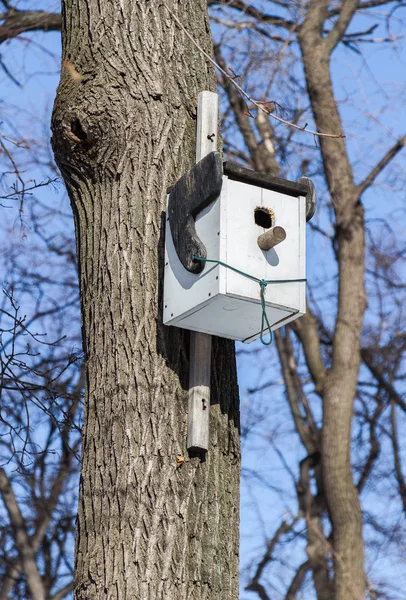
xmin=196 ymin=91 xmax=219 ymax=162
xmin=187 ymin=331 xmax=211 ymax=451
xmin=187 ymin=91 xmax=218 ymax=452
xmin=167 ymin=151 xmax=223 ymax=273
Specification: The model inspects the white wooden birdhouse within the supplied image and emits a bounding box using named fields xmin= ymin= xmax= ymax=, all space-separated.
xmin=163 ymin=152 xmax=316 ymax=343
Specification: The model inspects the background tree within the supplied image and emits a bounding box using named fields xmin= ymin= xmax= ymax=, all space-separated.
xmin=208 ymin=1 xmax=406 ymax=598
xmin=0 ymin=1 xmax=406 ymax=599
xmin=0 ymin=233 xmax=81 ymax=600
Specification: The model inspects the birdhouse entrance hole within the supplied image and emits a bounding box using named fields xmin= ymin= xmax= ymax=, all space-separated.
xmin=254 ymin=206 xmax=274 ymax=229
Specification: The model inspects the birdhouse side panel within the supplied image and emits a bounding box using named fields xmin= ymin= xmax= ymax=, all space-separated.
xmin=263 ymin=188 xmax=306 ymax=315
xmin=163 ymin=187 xmax=226 ymax=326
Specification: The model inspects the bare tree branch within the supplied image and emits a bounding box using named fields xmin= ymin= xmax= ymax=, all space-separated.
xmin=356 ymin=0 xmax=406 ymax=9
xmin=390 ymin=401 xmax=406 ymax=513
xmin=285 ymin=560 xmax=310 ymax=600
xmin=274 ymin=330 xmax=319 ymax=454
xmin=168 ymin=6 xmax=344 ymax=139
xmin=208 ymin=0 xmax=296 ymax=30
xmin=49 ymin=582 xmax=75 ymax=600
xmin=214 ymin=45 xmax=263 ymax=166
xmin=0 ymin=469 xmax=46 ymax=600
xmin=0 ymin=416 xmax=81 ymax=598
xmin=0 ymin=0 xmax=13 ymax=10
xmin=214 ymin=44 xmax=281 ymax=175
xmin=245 ymin=518 xmax=298 ymax=599
xmin=324 ymin=0 xmax=360 ymax=54
xmin=300 ymin=0 xmax=329 ymax=40
xmin=0 ymin=9 xmax=61 ymax=45
xmin=356 ymin=135 xmax=406 ymax=197
xmin=325 ymin=0 xmax=404 ymax=17
xmin=291 ymin=310 xmax=327 ymax=395
xmin=356 ymin=402 xmax=383 ymax=492
xmin=361 ymin=349 xmax=406 ymax=413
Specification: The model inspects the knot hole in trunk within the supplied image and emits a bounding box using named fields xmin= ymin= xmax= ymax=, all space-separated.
xmin=69 ymin=118 xmax=92 ymax=149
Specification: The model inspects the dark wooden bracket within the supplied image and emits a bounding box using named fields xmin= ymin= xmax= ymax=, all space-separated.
xmin=168 ymin=151 xmax=223 ymax=274
xmin=298 ymin=177 xmax=316 ymax=222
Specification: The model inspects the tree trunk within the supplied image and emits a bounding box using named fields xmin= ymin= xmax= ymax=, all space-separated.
xmin=51 ymin=2 xmax=240 ymax=599
xmin=298 ymin=5 xmax=366 ymax=598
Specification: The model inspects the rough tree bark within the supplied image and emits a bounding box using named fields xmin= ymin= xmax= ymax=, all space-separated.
xmin=51 ymin=2 xmax=240 ymax=599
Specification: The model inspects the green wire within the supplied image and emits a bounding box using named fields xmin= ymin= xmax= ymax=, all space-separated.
xmin=193 ymin=256 xmax=306 ymax=346
xmin=259 ymin=280 xmax=273 ymax=345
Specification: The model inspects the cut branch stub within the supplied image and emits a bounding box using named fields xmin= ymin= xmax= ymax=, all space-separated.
xmin=168 ymin=150 xmax=223 ymax=274
xmin=257 ymin=225 xmax=287 ymax=251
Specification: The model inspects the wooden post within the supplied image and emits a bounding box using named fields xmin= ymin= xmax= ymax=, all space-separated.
xmin=187 ymin=91 xmax=218 ymax=452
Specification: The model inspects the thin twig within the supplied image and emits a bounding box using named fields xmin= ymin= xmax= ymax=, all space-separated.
xmin=164 ymin=5 xmax=345 ymax=140
xmin=0 ymin=131 xmax=29 ymax=148
xmin=0 ymin=177 xmax=57 ymax=200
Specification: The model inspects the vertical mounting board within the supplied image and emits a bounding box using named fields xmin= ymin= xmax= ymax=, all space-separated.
xmin=187 ymin=91 xmax=218 ymax=452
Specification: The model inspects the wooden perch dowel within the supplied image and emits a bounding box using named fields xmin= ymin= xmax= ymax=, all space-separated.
xmin=257 ymin=226 xmax=286 ymax=251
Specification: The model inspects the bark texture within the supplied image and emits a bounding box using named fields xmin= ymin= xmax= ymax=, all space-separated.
xmin=51 ymin=2 xmax=240 ymax=599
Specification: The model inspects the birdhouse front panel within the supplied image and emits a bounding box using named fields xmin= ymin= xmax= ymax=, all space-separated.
xmin=163 ymin=168 xmax=307 ymax=343
xmin=224 ymin=178 xmax=305 ymax=316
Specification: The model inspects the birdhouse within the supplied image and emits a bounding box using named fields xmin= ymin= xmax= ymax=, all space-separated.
xmin=163 ymin=152 xmax=316 ymax=343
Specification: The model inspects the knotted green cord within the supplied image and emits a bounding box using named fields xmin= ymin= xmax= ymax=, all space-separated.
xmin=193 ymin=256 xmax=306 ymax=345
